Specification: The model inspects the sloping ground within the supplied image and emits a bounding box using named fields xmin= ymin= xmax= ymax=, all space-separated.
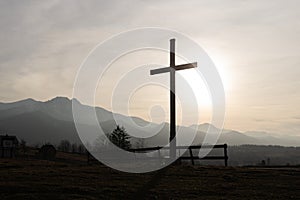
xmin=0 ymin=158 xmax=299 ymax=200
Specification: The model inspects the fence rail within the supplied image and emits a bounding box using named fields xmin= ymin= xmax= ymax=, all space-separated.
xmin=130 ymin=144 xmax=228 ymax=166
xmin=87 ymin=144 xmax=228 ymax=166
xmin=88 ymin=144 xmax=228 ymax=166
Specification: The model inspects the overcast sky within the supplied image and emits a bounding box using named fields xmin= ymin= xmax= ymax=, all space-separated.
xmin=0 ymin=0 xmax=300 ymax=136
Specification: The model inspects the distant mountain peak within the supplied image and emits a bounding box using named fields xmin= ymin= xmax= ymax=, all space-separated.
xmin=0 ymin=98 xmax=39 ymax=106
xmin=47 ymin=96 xmax=71 ymax=104
xmin=24 ymin=98 xmax=35 ymax=102
xmin=46 ymin=96 xmax=84 ymax=106
xmin=189 ymin=123 xmax=218 ymax=130
xmin=15 ymin=98 xmax=37 ymax=104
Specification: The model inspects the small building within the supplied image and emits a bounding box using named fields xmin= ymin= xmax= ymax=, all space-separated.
xmin=0 ymin=135 xmax=19 ymax=158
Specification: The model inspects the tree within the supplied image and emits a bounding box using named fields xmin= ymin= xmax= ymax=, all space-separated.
xmin=77 ymin=144 xmax=86 ymax=154
xmin=20 ymin=139 xmax=27 ymax=155
xmin=58 ymin=140 xmax=71 ymax=152
xmin=93 ymin=133 xmax=110 ymax=152
xmin=71 ymin=143 xmax=78 ymax=153
xmin=108 ymin=125 xmax=131 ymax=150
xmin=135 ymin=138 xmax=146 ymax=148
xmin=20 ymin=139 xmax=26 ymax=147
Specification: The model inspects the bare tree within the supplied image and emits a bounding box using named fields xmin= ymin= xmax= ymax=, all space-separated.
xmin=135 ymin=138 xmax=146 ymax=149
xmin=20 ymin=139 xmax=27 ymax=155
xmin=93 ymin=134 xmax=110 ymax=152
xmin=71 ymin=143 xmax=78 ymax=153
xmin=77 ymin=144 xmax=86 ymax=154
xmin=58 ymin=140 xmax=71 ymax=152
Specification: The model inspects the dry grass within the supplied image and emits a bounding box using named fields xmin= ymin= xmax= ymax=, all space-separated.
xmin=0 ymin=155 xmax=299 ymax=200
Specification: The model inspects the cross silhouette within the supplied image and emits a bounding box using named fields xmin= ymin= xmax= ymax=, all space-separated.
xmin=150 ymin=39 xmax=197 ymax=159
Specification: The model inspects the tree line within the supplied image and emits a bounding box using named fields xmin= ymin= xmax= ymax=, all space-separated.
xmin=57 ymin=125 xmax=134 ymax=153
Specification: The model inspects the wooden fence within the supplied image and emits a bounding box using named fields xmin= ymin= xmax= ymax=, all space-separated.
xmin=129 ymin=144 xmax=228 ymax=166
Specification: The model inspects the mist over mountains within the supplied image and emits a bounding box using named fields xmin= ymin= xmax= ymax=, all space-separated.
xmin=0 ymin=97 xmax=299 ymax=147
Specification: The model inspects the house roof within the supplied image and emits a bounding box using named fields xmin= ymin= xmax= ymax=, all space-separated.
xmin=0 ymin=135 xmax=19 ymax=144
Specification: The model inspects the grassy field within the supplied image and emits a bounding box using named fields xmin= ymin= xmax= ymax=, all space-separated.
xmin=0 ymin=154 xmax=299 ymax=200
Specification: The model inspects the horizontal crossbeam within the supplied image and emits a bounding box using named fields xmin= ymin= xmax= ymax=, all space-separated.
xmin=150 ymin=66 xmax=171 ymax=75
xmin=150 ymin=62 xmax=197 ymax=75
xmin=174 ymin=62 xmax=197 ymax=71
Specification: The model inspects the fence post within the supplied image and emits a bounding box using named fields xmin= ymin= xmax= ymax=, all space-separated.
xmin=189 ymin=147 xmax=195 ymax=165
xmin=224 ymin=144 xmax=228 ymax=167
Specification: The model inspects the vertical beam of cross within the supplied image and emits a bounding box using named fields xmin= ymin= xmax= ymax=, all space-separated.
xmin=169 ymin=39 xmax=176 ymax=159
xmin=150 ymin=39 xmax=197 ymax=159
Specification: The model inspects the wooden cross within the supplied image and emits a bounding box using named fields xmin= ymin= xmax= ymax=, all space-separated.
xmin=150 ymin=39 xmax=197 ymax=159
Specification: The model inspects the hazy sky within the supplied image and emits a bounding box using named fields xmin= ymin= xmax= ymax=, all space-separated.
xmin=0 ymin=0 xmax=300 ymax=136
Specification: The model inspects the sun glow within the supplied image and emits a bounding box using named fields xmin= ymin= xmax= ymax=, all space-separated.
xmin=174 ymin=53 xmax=232 ymax=125
xmin=211 ymin=55 xmax=233 ymax=93
xmin=177 ymin=53 xmax=232 ymax=106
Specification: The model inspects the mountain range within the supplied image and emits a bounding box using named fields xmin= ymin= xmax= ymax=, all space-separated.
xmin=0 ymin=97 xmax=299 ymax=147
